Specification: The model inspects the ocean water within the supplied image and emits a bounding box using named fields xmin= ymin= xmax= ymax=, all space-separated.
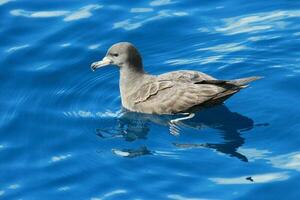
xmin=1 ymin=0 xmax=300 ymax=199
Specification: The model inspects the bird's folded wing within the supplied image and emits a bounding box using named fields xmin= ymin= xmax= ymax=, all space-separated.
xmin=131 ymin=80 xmax=228 ymax=114
xmin=133 ymin=81 xmax=174 ymax=104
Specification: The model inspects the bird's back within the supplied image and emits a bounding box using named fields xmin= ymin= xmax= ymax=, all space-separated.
xmin=156 ymin=70 xmax=216 ymax=83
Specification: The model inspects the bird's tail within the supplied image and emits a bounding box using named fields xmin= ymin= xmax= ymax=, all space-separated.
xmin=195 ymin=76 xmax=263 ymax=89
xmin=196 ymin=76 xmax=263 ymax=106
xmin=228 ymin=76 xmax=263 ymax=88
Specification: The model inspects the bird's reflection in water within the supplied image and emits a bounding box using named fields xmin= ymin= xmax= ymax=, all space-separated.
xmin=111 ymin=146 xmax=152 ymax=158
xmin=96 ymin=105 xmax=259 ymax=162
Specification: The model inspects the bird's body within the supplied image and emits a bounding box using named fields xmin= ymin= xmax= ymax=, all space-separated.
xmin=91 ymin=42 xmax=261 ymax=115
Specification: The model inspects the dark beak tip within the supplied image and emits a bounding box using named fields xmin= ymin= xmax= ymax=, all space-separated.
xmin=91 ymin=64 xmax=96 ymax=71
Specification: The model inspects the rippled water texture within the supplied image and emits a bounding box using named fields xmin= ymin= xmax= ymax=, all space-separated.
xmin=1 ymin=0 xmax=300 ymax=199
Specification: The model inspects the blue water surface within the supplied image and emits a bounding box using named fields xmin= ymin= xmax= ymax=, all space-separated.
xmin=1 ymin=0 xmax=300 ymax=199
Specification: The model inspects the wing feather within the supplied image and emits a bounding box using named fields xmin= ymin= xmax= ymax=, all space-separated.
xmin=133 ymin=81 xmax=174 ymax=104
xmin=131 ymin=80 xmax=227 ymax=114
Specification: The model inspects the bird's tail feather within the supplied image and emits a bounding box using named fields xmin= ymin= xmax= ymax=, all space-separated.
xmin=229 ymin=76 xmax=263 ymax=87
xmin=194 ymin=76 xmax=263 ymax=89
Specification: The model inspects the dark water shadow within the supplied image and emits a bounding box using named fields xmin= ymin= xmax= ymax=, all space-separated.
xmin=96 ymin=105 xmax=261 ymax=161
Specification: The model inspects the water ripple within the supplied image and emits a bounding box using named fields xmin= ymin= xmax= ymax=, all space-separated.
xmin=10 ymin=4 xmax=103 ymax=22
xmin=216 ymin=10 xmax=300 ymax=35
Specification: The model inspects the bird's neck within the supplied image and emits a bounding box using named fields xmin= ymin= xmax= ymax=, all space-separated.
xmin=120 ymin=67 xmax=145 ymax=91
xmin=119 ymin=67 xmax=149 ymax=107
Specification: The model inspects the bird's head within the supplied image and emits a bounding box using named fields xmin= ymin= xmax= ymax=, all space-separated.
xmin=91 ymin=42 xmax=143 ymax=72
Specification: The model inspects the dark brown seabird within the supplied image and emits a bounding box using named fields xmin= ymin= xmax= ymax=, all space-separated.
xmin=91 ymin=42 xmax=262 ymax=115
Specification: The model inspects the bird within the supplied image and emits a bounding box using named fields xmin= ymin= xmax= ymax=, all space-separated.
xmin=91 ymin=42 xmax=262 ymax=115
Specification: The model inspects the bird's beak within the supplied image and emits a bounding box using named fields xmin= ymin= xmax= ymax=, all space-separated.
xmin=91 ymin=56 xmax=112 ymax=71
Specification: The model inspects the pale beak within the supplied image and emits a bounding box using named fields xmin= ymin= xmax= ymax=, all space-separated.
xmin=91 ymin=56 xmax=112 ymax=71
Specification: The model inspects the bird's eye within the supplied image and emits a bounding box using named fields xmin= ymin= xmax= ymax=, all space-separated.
xmin=112 ymin=53 xmax=119 ymax=57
